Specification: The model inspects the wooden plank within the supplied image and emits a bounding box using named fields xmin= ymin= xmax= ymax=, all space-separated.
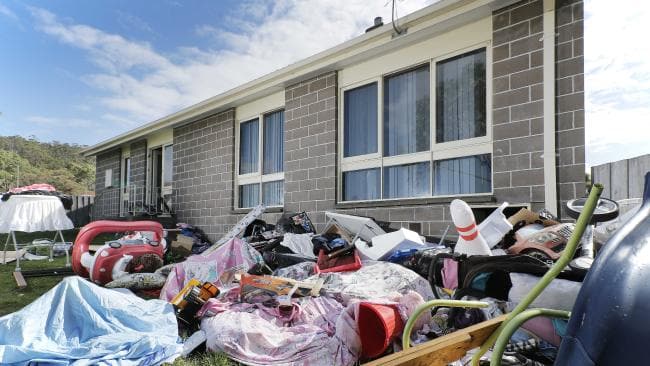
xmin=13 ymin=271 xmax=27 ymax=289
xmin=364 ymin=314 xmax=507 ymax=366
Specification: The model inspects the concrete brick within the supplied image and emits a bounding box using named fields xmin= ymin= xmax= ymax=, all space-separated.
xmin=493 ymin=140 xmax=510 ymax=156
xmin=511 ymin=1 xmax=543 ymax=24
xmin=494 ymin=44 xmax=510 ymax=62
xmin=494 ymin=120 xmax=530 ymax=140
xmin=494 ymin=186 xmax=531 ymax=203
xmin=494 ymin=171 xmax=511 ymax=188
xmin=494 ymin=54 xmax=530 ymax=77
xmin=556 ymin=128 xmax=584 ymax=148
xmin=494 ymin=87 xmax=530 ymax=109
xmin=511 ymin=168 xmax=544 ymax=186
xmin=493 ymin=153 xmax=531 ymax=173
xmin=493 ymin=11 xmax=510 ymax=30
xmin=510 ymin=34 xmax=543 ymax=57
xmin=493 ymin=21 xmax=530 ymax=46
xmin=494 ymin=75 xmax=510 ymax=93
xmin=511 ymin=100 xmax=543 ymax=121
xmin=556 ymin=92 xmax=584 ymax=113
xmin=511 ymin=134 xmax=544 ymax=154
xmin=510 ymin=67 xmax=543 ymax=89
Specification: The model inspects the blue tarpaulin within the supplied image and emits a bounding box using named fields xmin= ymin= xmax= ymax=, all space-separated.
xmin=0 ymin=276 xmax=182 ymax=365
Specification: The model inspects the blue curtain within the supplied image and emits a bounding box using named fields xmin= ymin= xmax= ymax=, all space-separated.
xmin=383 ymin=162 xmax=430 ymax=199
xmin=239 ymin=183 xmax=260 ymax=208
xmin=344 ymin=83 xmax=377 ymax=157
xmin=239 ymin=119 xmax=259 ymax=174
xmin=436 ymin=48 xmax=486 ymax=143
xmin=263 ymin=110 xmax=284 ymax=174
xmin=343 ymin=168 xmax=380 ymax=201
xmin=433 ymin=154 xmax=491 ymax=195
xmin=262 ymin=180 xmax=284 ymax=206
xmin=384 ymin=65 xmax=430 ymax=157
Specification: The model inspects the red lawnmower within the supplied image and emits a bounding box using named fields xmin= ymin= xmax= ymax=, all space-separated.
xmin=71 ymin=220 xmax=165 ymax=286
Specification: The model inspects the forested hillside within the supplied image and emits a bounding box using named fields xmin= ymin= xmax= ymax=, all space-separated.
xmin=0 ymin=136 xmax=95 ymax=195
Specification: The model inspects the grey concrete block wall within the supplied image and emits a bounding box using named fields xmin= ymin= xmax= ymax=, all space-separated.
xmin=555 ymin=0 xmax=585 ymax=217
xmin=130 ymin=140 xmax=147 ymax=204
xmin=492 ymin=0 xmax=546 ymax=211
xmin=172 ymin=109 xmax=281 ymax=241
xmin=284 ymin=72 xmax=338 ymax=231
xmin=93 ymin=148 xmax=121 ymax=219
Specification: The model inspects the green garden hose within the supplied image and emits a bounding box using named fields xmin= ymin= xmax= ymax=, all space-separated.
xmin=490 ymin=308 xmax=570 ymax=366
xmin=470 ymin=183 xmax=604 ymax=366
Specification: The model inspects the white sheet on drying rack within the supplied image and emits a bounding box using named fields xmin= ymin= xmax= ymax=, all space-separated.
xmin=0 ymin=195 xmax=74 ymax=233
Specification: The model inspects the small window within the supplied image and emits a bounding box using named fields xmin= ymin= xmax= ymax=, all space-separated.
xmin=436 ymin=48 xmax=486 ymax=143
xmin=344 ymin=83 xmax=378 ymax=157
xmin=384 ymin=65 xmax=430 ymax=157
xmin=239 ymin=119 xmax=259 ymax=175
xmin=239 ymin=183 xmax=260 ymax=208
xmin=343 ymin=168 xmax=380 ymax=201
xmin=237 ymin=110 xmax=285 ymax=208
xmin=262 ymin=180 xmax=284 ymax=206
xmin=263 ymin=110 xmax=284 ymax=174
xmin=105 ymin=169 xmax=113 ymax=188
xmin=163 ymin=145 xmax=173 ymax=187
xmin=433 ymin=154 xmax=491 ymax=195
xmin=383 ymin=162 xmax=430 ymax=199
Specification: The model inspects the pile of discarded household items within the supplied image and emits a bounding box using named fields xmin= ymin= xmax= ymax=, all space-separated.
xmin=2 ymin=176 xmax=650 ymax=365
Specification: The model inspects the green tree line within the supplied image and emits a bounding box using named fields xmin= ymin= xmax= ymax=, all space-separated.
xmin=0 ymin=136 xmax=95 ymax=195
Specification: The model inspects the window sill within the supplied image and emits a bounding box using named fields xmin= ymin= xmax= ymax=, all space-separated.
xmin=334 ymin=195 xmax=496 ymax=209
xmin=231 ymin=206 xmax=284 ymax=215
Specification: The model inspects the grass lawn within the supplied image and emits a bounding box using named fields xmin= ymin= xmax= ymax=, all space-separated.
xmin=0 ymin=230 xmax=237 ymax=366
xmin=0 ymin=230 xmax=79 ymax=316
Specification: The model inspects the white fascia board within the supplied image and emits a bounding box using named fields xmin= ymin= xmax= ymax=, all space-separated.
xmin=82 ymin=0 xmax=518 ymax=157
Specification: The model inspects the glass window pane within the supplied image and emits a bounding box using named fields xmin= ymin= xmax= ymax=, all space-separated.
xmin=384 ymin=65 xmax=430 ymax=156
xmin=239 ymin=119 xmax=259 ymax=174
xmin=436 ymin=48 xmax=486 ymax=143
xmin=433 ymin=154 xmax=491 ymax=195
xmin=163 ymin=145 xmax=173 ymax=186
xmin=263 ymin=110 xmax=284 ymax=174
xmin=344 ymin=83 xmax=378 ymax=157
xmin=239 ymin=183 xmax=260 ymax=208
xmin=343 ymin=168 xmax=380 ymax=201
xmin=262 ymin=180 xmax=284 ymax=206
xmin=383 ymin=162 xmax=430 ymax=199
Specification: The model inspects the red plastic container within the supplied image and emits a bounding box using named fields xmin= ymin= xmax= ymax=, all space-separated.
xmin=314 ymin=249 xmax=362 ymax=274
xmin=358 ymin=302 xmax=404 ymax=359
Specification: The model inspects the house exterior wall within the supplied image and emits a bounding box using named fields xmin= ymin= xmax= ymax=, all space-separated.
xmin=93 ymin=148 xmax=121 ymax=219
xmin=172 ymin=109 xmax=281 ymax=241
xmin=555 ymin=0 xmax=585 ymax=217
xmin=130 ymin=140 xmax=147 ymax=205
xmin=284 ymin=72 xmax=338 ymax=231
xmin=491 ymin=0 xmax=546 ymax=211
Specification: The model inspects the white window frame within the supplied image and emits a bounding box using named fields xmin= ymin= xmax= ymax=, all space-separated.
xmin=338 ymin=41 xmax=493 ymax=203
xmin=235 ymin=108 xmax=285 ymax=209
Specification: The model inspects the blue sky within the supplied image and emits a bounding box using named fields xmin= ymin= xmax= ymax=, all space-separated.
xmin=0 ymin=0 xmax=648 ymax=168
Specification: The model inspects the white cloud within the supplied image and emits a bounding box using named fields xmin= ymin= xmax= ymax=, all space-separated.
xmin=27 ymin=115 xmax=94 ymax=128
xmin=585 ymin=0 xmax=650 ymax=167
xmin=0 ymin=3 xmax=18 ymax=22
xmin=116 ymin=11 xmax=153 ymax=34
xmin=29 ymin=1 xmax=434 ymax=131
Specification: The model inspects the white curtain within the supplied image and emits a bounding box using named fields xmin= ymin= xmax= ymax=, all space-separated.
xmin=240 ymin=119 xmax=259 ymax=174
xmin=433 ymin=154 xmax=491 ymax=195
xmin=262 ymin=180 xmax=284 ymax=206
xmin=436 ymin=49 xmax=486 ymax=143
xmin=383 ymin=65 xmax=430 ymax=157
xmin=383 ymin=162 xmax=430 ymax=199
xmin=343 ymin=168 xmax=380 ymax=201
xmin=344 ymin=83 xmax=378 ymax=157
xmin=239 ymin=183 xmax=260 ymax=208
xmin=263 ymin=111 xmax=284 ymax=174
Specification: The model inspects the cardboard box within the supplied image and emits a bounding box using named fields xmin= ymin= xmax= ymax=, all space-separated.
xmin=171 ymin=235 xmax=194 ymax=256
